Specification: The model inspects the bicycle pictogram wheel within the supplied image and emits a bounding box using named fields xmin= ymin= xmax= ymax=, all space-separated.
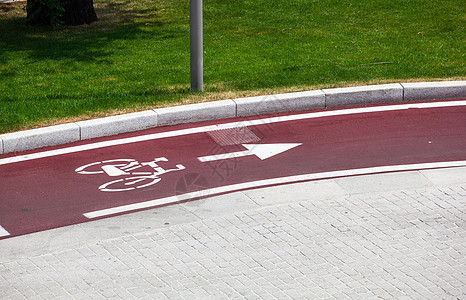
xmin=99 ymin=176 xmax=162 ymax=192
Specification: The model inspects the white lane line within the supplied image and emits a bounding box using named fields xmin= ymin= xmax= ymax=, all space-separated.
xmin=0 ymin=225 xmax=10 ymax=237
xmin=1 ymin=100 xmax=466 ymax=166
xmin=83 ymin=160 xmax=466 ymax=219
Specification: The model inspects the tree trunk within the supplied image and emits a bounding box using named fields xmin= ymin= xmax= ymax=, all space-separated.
xmin=26 ymin=0 xmax=98 ymax=26
xmin=64 ymin=0 xmax=98 ymax=26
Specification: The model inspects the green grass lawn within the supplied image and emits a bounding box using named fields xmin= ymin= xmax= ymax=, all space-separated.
xmin=0 ymin=0 xmax=464 ymax=133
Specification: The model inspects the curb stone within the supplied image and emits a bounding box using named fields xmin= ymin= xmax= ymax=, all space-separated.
xmin=401 ymin=81 xmax=466 ymax=101
xmin=234 ymin=90 xmax=325 ymax=116
xmin=1 ymin=81 xmax=465 ymax=154
xmin=322 ymin=83 xmax=403 ymax=106
xmin=0 ymin=0 xmax=25 ymax=3
xmin=1 ymin=123 xmax=80 ymax=154
xmin=155 ymin=99 xmax=236 ymax=126
xmin=76 ymin=110 xmax=158 ymax=140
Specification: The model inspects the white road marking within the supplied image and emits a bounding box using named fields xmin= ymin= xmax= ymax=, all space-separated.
xmin=0 ymin=225 xmax=10 ymax=237
xmin=1 ymin=100 xmax=465 ymax=166
xmin=198 ymin=143 xmax=302 ymax=162
xmin=101 ymin=165 xmax=129 ymax=176
xmin=83 ymin=160 xmax=466 ymax=219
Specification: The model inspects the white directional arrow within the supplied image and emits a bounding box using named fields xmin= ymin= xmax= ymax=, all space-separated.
xmin=198 ymin=143 xmax=302 ymax=162
xmin=0 ymin=225 xmax=10 ymax=237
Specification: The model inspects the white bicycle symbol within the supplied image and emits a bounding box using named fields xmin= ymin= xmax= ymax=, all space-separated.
xmin=75 ymin=158 xmax=186 ymax=192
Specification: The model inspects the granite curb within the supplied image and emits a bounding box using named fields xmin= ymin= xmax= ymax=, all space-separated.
xmin=1 ymin=81 xmax=465 ymax=154
xmin=0 ymin=0 xmax=25 ymax=3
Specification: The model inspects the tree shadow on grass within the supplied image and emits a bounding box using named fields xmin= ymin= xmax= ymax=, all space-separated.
xmin=0 ymin=1 xmax=175 ymax=64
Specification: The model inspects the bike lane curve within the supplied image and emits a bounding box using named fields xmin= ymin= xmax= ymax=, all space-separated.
xmin=1 ymin=100 xmax=466 ymax=239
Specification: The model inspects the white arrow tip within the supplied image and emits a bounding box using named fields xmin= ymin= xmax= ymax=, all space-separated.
xmin=243 ymin=143 xmax=302 ymax=160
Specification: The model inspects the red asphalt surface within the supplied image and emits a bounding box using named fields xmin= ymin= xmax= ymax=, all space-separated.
xmin=1 ymin=100 xmax=466 ymax=239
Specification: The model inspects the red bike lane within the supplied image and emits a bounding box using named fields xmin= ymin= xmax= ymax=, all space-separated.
xmin=1 ymin=100 xmax=466 ymax=239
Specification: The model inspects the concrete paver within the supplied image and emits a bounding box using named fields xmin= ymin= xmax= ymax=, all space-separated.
xmin=334 ymin=171 xmax=432 ymax=194
xmin=1 ymin=167 xmax=465 ymax=299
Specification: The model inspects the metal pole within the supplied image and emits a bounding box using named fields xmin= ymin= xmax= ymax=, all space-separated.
xmin=190 ymin=0 xmax=203 ymax=92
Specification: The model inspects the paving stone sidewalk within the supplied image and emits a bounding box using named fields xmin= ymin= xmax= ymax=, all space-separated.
xmin=1 ymin=169 xmax=465 ymax=299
